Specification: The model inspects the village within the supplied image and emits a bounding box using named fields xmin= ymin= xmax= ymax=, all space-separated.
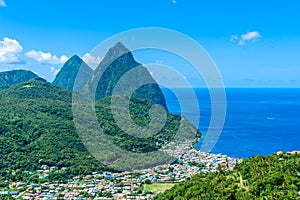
xmin=1 ymin=147 xmax=242 ymax=200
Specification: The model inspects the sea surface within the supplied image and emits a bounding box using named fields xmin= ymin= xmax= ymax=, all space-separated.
xmin=162 ymin=88 xmax=300 ymax=158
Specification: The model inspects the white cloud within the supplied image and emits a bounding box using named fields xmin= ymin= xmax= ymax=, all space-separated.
xmin=0 ymin=37 xmax=23 ymax=63
xmin=50 ymin=66 xmax=59 ymax=76
xmin=231 ymin=31 xmax=261 ymax=45
xmin=82 ymin=53 xmax=102 ymax=68
xmin=240 ymin=31 xmax=261 ymax=45
xmin=0 ymin=0 xmax=6 ymax=7
xmin=26 ymin=50 xmax=69 ymax=64
xmin=172 ymin=0 xmax=177 ymax=3
xmin=241 ymin=31 xmax=261 ymax=41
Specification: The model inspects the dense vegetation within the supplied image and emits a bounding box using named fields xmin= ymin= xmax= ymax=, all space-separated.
xmin=0 ymin=43 xmax=201 ymax=183
xmin=0 ymin=78 xmax=198 ymax=183
xmin=96 ymin=96 xmax=180 ymax=153
xmin=0 ymin=69 xmax=38 ymax=90
xmin=0 ymin=79 xmax=105 ymax=183
xmin=52 ymin=55 xmax=93 ymax=90
xmin=156 ymin=153 xmax=300 ymax=200
xmin=2 ymin=78 xmax=72 ymax=101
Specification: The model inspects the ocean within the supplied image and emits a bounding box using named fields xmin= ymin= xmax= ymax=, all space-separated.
xmin=162 ymin=88 xmax=300 ymax=158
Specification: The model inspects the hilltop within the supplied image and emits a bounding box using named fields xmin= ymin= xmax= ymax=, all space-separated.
xmin=0 ymin=69 xmax=39 ymax=90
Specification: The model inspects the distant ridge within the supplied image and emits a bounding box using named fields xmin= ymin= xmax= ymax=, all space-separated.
xmin=2 ymin=78 xmax=73 ymax=102
xmin=53 ymin=55 xmax=93 ymax=90
xmin=0 ymin=69 xmax=39 ymax=90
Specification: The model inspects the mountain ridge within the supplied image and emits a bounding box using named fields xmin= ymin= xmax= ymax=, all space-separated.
xmin=0 ymin=69 xmax=39 ymax=90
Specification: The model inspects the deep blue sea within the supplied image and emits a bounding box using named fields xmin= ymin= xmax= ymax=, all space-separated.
xmin=162 ymin=88 xmax=300 ymax=158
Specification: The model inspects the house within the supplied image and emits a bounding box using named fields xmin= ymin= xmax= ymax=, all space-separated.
xmin=0 ymin=191 xmax=9 ymax=195
xmin=9 ymin=191 xmax=19 ymax=196
xmin=16 ymin=182 xmax=25 ymax=188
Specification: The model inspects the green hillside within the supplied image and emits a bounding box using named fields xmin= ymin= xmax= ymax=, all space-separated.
xmin=0 ymin=79 xmax=105 ymax=183
xmin=2 ymin=77 xmax=72 ymax=101
xmin=0 ymin=43 xmax=201 ymax=183
xmin=156 ymin=153 xmax=300 ymax=200
xmin=0 ymin=69 xmax=39 ymax=90
xmin=0 ymin=78 xmax=200 ymax=182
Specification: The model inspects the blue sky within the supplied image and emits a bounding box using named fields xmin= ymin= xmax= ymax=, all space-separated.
xmin=0 ymin=0 xmax=300 ymax=87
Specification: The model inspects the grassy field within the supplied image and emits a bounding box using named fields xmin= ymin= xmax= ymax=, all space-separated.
xmin=143 ymin=183 xmax=175 ymax=193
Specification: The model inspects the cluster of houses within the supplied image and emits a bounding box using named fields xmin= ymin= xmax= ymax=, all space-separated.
xmin=1 ymin=147 xmax=242 ymax=199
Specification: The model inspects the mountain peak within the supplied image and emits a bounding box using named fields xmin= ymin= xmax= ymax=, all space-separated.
xmin=99 ymin=42 xmax=135 ymax=67
xmin=107 ymin=42 xmax=130 ymax=58
xmin=113 ymin=42 xmax=128 ymax=50
xmin=88 ymin=43 xmax=168 ymax=109
xmin=53 ymin=55 xmax=93 ymax=90
xmin=65 ymin=55 xmax=83 ymax=65
xmin=69 ymin=55 xmax=82 ymax=62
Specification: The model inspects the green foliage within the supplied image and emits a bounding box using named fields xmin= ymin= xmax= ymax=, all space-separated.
xmin=0 ymin=78 xmax=200 ymax=182
xmin=0 ymin=69 xmax=39 ymax=90
xmin=95 ymin=96 xmax=184 ymax=153
xmin=0 ymin=194 xmax=13 ymax=200
xmin=0 ymin=80 xmax=106 ymax=182
xmin=1 ymin=78 xmax=73 ymax=101
xmin=156 ymin=153 xmax=300 ymax=200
